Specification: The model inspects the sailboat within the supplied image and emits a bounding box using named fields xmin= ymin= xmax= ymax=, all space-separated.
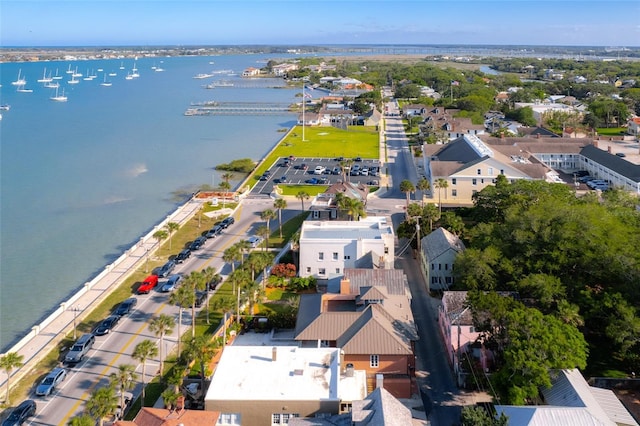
xmin=119 ymin=61 xmax=125 ymax=70
xmin=52 ymin=69 xmax=63 ymax=80
xmin=66 ymin=64 xmax=74 ymax=74
xmin=68 ymin=74 xmax=79 ymax=85
xmin=16 ymin=83 xmax=33 ymax=93
xmin=50 ymin=86 xmax=68 ymax=102
xmin=72 ymin=67 xmax=82 ymax=78
xmin=44 ymin=81 xmax=60 ymax=89
xmin=37 ymin=68 xmax=53 ymax=83
xmin=130 ymin=60 xmax=140 ymax=78
xmin=100 ymin=74 xmax=112 ymax=87
xmin=11 ymin=69 xmax=26 ymax=86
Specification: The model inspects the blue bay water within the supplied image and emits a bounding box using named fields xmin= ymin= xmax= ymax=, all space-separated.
xmin=0 ymin=54 xmax=298 ymax=350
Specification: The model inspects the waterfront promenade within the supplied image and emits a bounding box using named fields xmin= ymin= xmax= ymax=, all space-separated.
xmin=0 ymin=197 xmax=204 ymax=401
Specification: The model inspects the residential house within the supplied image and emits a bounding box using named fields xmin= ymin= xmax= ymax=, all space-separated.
xmin=295 ymin=268 xmax=418 ymax=398
xmin=363 ymin=108 xmax=382 ymax=127
xmin=272 ymin=63 xmax=298 ymax=76
xmin=241 ymin=67 xmax=260 ymax=77
xmin=438 ymin=291 xmax=485 ymax=384
xmin=297 ymin=112 xmax=320 ymax=126
xmin=402 ymin=104 xmax=427 ymax=117
xmin=299 ymin=217 xmax=394 ymax=279
xmin=309 ymin=181 xmax=370 ymax=221
xmin=114 ymin=407 xmax=220 ymax=426
xmin=513 ymin=101 xmax=582 ymax=124
xmin=204 ymin=346 xmax=368 ymax=426
xmin=627 ymin=117 xmax=640 ymax=136
xmin=419 ymin=227 xmax=465 ymax=291
xmin=289 ymin=387 xmax=414 ymax=426
xmin=495 ymin=369 xmax=639 ymax=426
xmin=318 ymin=104 xmax=356 ymax=126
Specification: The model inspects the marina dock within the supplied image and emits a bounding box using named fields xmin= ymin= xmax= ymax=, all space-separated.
xmin=185 ymin=101 xmax=294 ymax=115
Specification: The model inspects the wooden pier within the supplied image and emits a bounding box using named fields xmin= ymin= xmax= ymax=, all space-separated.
xmin=185 ymin=101 xmax=294 ymax=116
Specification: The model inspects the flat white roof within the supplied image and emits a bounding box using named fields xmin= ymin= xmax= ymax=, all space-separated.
xmin=206 ymin=346 xmax=363 ymax=402
xmin=300 ymin=218 xmax=393 ymax=241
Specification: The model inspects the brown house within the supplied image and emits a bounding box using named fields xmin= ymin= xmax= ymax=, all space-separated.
xmin=294 ymin=269 xmax=418 ymax=398
xmin=114 ymin=407 xmax=220 ymax=426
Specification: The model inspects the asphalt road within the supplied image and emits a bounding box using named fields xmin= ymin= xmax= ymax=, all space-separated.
xmin=27 ymin=198 xmax=298 ymax=425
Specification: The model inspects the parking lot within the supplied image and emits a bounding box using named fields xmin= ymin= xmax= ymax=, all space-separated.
xmin=252 ymin=156 xmax=382 ymax=195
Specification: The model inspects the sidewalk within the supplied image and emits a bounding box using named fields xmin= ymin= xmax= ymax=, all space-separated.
xmin=0 ymin=197 xmax=204 ymax=397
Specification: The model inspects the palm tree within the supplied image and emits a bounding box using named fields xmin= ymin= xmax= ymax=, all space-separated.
xmin=67 ymin=415 xmax=95 ymax=426
xmin=161 ymin=388 xmax=181 ymax=411
xmin=110 ymin=363 xmax=137 ymax=419
xmin=221 ymin=171 xmax=234 ymax=188
xmin=184 ymin=335 xmax=219 ymax=394
xmin=434 ymin=178 xmax=449 ymax=215
xmin=148 ymin=314 xmax=175 ymax=376
xmin=165 ymin=222 xmax=179 ymax=251
xmin=201 ymin=267 xmax=221 ymax=324
xmin=261 ymin=208 xmax=276 ymax=233
xmin=169 ymin=285 xmax=194 ymax=355
xmin=339 ymin=197 xmax=366 ymax=221
xmin=132 ymin=339 xmax=158 ymax=406
xmin=218 ymin=181 xmax=231 ymax=208
xmin=227 ymin=268 xmax=250 ymax=299
xmin=212 ymin=296 xmax=236 ymax=344
xmin=223 ymin=245 xmax=242 ymax=273
xmin=273 ymin=198 xmax=287 ymax=238
xmin=182 ymin=270 xmax=206 ymax=338
xmin=235 ymin=240 xmax=251 ymax=266
xmin=399 ymin=179 xmax=415 ymax=209
xmin=152 ymin=229 xmax=168 ymax=253
xmin=0 ymin=352 xmax=23 ymax=404
xmin=85 ymin=386 xmax=118 ymax=426
xmin=296 ymin=190 xmax=310 ymax=212
xmin=339 ymin=158 xmax=353 ymax=182
xmin=416 ymin=177 xmax=430 ymax=207
xmin=256 ymin=225 xmax=270 ymax=251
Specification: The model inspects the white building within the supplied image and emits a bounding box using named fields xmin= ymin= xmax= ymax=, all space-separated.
xmin=299 ymin=217 xmax=395 ymax=279
xmin=205 ymin=346 xmax=367 ymax=426
xmin=420 ymin=227 xmax=465 ymax=290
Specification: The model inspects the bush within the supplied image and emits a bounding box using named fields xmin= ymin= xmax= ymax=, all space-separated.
xmin=216 ymin=158 xmax=256 ymax=173
xmin=271 ymin=263 xmax=297 ymax=278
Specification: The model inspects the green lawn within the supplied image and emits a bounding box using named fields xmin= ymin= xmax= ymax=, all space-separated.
xmin=596 ymin=127 xmax=626 ymax=136
xmin=251 ymin=125 xmax=379 ymax=181
xmin=277 ymin=184 xmax=328 ymax=197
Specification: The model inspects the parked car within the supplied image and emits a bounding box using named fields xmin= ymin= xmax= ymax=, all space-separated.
xmin=64 ymin=333 xmax=95 ymax=365
xmin=314 ymin=166 xmax=326 ymax=175
xmin=115 ymin=391 xmax=133 ymax=420
xmin=263 ymin=169 xmax=272 ymax=176
xmin=277 ymin=175 xmax=287 ymax=183
xmin=367 ymin=180 xmax=380 ymax=186
xmin=208 ymin=275 xmax=222 ymax=291
xmin=354 ymin=156 xmax=362 ymax=162
xmin=206 ymin=225 xmax=223 ymax=238
xmin=114 ymin=297 xmax=137 ymax=316
xmin=157 ymin=260 xmax=176 ymax=278
xmin=221 ymin=216 xmax=235 ymax=228
xmin=579 ymin=175 xmax=595 ymax=183
xmin=305 ymin=178 xmax=318 ymax=184
xmin=138 ymin=275 xmax=159 ymax=294
xmin=174 ymin=248 xmax=191 ymax=264
xmin=189 ymin=236 xmax=207 ymax=251
xmin=94 ymin=315 xmax=121 ymax=336
xmin=317 ymin=177 xmax=329 ymax=184
xmin=247 ymin=236 xmax=263 ymax=248
xmin=35 ymin=367 xmax=66 ymax=397
xmin=332 ymin=167 xmax=341 ymax=175
xmin=194 ymin=291 xmax=208 ymax=308
xmin=160 ymin=274 xmax=182 ymax=292
xmin=1 ymin=400 xmax=36 ymax=425
xmin=297 ymin=163 xmax=308 ymax=170
xmin=259 ymin=174 xmax=269 ymax=181
xmin=616 ymin=152 xmax=626 ymax=157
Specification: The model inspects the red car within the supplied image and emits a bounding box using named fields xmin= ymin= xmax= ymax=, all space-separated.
xmin=138 ymin=275 xmax=159 ymax=294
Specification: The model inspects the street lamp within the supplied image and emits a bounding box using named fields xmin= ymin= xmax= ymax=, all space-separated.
xmin=72 ymin=306 xmax=81 ymax=339
xmin=145 ymin=247 xmax=150 ymax=273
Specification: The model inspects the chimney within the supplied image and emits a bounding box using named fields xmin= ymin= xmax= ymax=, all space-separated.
xmin=340 ymin=278 xmax=351 ymax=295
xmin=608 ymin=146 xmax=612 ymax=153
xmin=272 ymin=346 xmax=277 ymax=362
xmin=536 ymin=133 xmax=540 ymax=139
xmin=346 ymin=363 xmax=354 ymax=377
xmin=593 ymin=140 xmax=599 ymax=148
xmin=340 ymin=350 xmax=345 ymax=373
xmin=376 ymin=373 xmax=384 ymax=388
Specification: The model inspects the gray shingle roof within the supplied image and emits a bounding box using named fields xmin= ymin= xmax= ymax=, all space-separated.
xmin=580 ymin=144 xmax=640 ymax=183
xmin=421 ymin=227 xmax=465 ymax=263
xmin=344 ymin=269 xmax=409 ymax=296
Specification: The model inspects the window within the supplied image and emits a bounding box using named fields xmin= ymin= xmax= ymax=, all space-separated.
xmin=370 ymin=354 xmax=379 ymax=368
xmin=452 ymin=189 xmax=457 ymax=197
xmin=344 ymin=255 xmax=351 ymax=260
xmin=332 ymin=252 xmax=338 ymax=260
xmin=336 ymin=268 xmax=340 ymax=274
xmin=431 ymin=263 xmax=435 ymax=270
xmin=306 ymin=267 xmax=311 ymax=273
xmin=217 ymin=413 xmax=241 ymax=425
xmin=318 ymin=268 xmax=326 ymax=275
xmin=384 ymin=247 xmax=389 ymax=254
xmin=472 ymin=178 xmax=477 ymax=185
xmin=439 ymin=263 xmax=442 ymax=270
xmin=432 ymin=277 xmax=439 ymax=284
xmin=500 ymin=169 xmax=504 ymax=174
xmin=488 ymin=167 xmax=493 ymax=176
xmin=452 ymin=178 xmax=457 ymax=185
xmin=477 ymin=168 xmax=481 ymax=175
xmin=445 ymin=264 xmax=449 ymax=270
xmin=271 ymin=413 xmax=299 ymax=425
xmin=320 ymin=340 xmax=330 ymax=347
xmin=318 ymin=252 xmax=324 ymax=260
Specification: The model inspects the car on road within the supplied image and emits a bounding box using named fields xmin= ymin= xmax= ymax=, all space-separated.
xmin=138 ymin=274 xmax=159 ymax=294
xmin=174 ymin=248 xmax=191 ymax=264
xmin=35 ymin=367 xmax=67 ymax=397
xmin=206 ymin=225 xmax=223 ymax=238
xmin=314 ymin=166 xmax=326 ymax=175
xmin=1 ymin=400 xmax=36 ymax=425
xmin=189 ymin=236 xmax=207 ymax=251
xmin=114 ymin=297 xmax=137 ymax=316
xmin=259 ymin=174 xmax=269 ymax=181
xmin=157 ymin=260 xmax=176 ymax=278
xmin=221 ymin=216 xmax=235 ymax=228
xmin=94 ymin=314 xmax=121 ymax=336
xmin=64 ymin=333 xmax=95 ymax=365
xmin=160 ymin=274 xmax=182 ymax=292
xmin=247 ymin=236 xmax=263 ymax=248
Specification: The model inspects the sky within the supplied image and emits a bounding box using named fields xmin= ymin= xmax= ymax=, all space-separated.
xmin=1 ymin=0 xmax=638 ymax=48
